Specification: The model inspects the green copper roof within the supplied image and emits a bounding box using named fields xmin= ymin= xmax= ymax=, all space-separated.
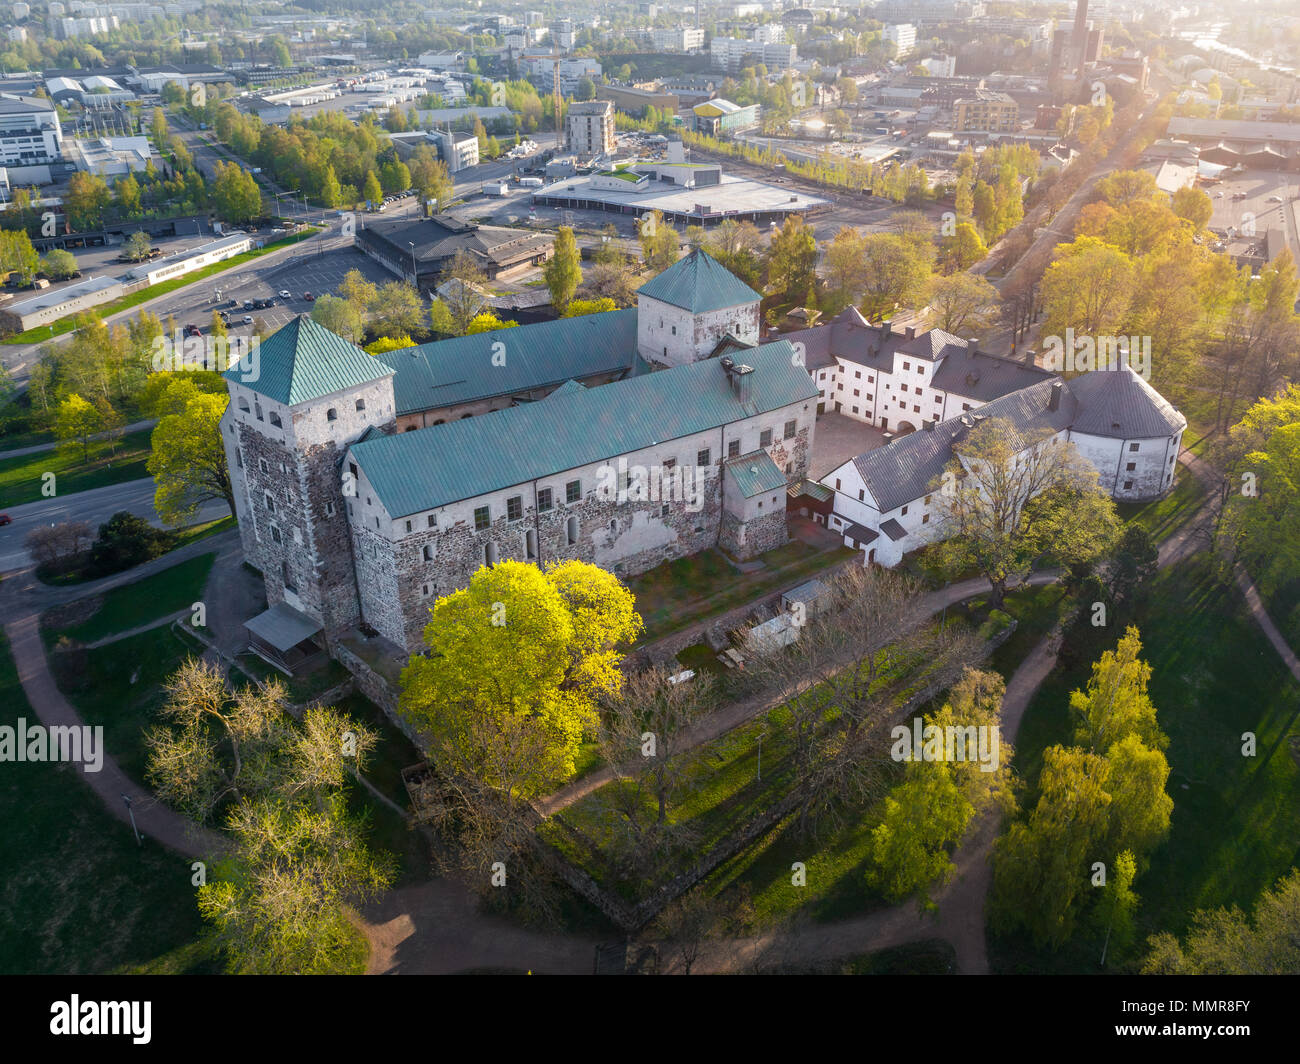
xmin=726 ymin=449 xmax=788 ymax=499
xmin=637 ymin=248 xmax=761 ymax=314
xmin=224 ymin=315 xmax=393 ymax=406
xmin=377 ymin=309 xmax=637 ymax=416
xmin=350 ymin=339 xmax=816 ymax=518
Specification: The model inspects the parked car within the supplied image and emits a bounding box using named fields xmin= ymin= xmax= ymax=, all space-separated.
xmin=242 ymin=315 xmax=253 ymax=324
xmin=243 ymin=299 xmax=255 ymax=309
xmin=0 ymin=513 xmax=11 ymax=526
xmin=303 ymin=292 xmax=314 ymax=301
xmin=278 ymin=290 xmax=291 ymax=300
xmin=1267 ymin=195 xmax=1284 ymax=203
xmin=185 ymin=324 xmax=201 ymax=338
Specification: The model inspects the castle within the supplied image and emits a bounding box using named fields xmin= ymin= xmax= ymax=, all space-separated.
xmin=219 ymin=249 xmax=1186 ymax=674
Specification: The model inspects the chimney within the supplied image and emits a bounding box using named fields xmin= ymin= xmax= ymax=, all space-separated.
xmin=923 ymin=418 xmax=935 ymax=432
xmin=966 ymin=337 xmax=981 ymax=356
xmin=1024 ymin=348 xmax=1038 ymax=367
xmin=1049 ymin=381 xmax=1063 ymax=411
xmin=722 ymin=358 xmax=754 ymax=405
xmin=881 ymin=319 xmax=892 ymax=340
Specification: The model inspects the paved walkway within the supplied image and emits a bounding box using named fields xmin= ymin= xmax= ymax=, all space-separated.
xmin=0 ymin=419 xmax=156 ymax=460
xmin=3 ymin=611 xmax=225 ymax=861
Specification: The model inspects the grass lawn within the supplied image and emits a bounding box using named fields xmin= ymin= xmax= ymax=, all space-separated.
xmin=0 ymin=632 xmax=213 ymax=974
xmin=1115 ymin=471 xmax=1207 ymax=546
xmin=46 ymin=552 xmax=216 ymax=645
xmin=0 ymin=427 xmax=152 ymax=509
xmin=1 ymin=230 xmax=322 ymax=345
xmin=628 ymin=542 xmax=855 ymax=644
xmin=990 ymin=553 xmax=1300 ymax=974
xmin=0 ymin=426 xmax=54 ymax=452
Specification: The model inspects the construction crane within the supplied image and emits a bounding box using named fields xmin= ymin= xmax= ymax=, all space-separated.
xmin=546 ymin=47 xmax=564 ymax=149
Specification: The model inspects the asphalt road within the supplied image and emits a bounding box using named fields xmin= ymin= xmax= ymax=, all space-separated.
xmin=0 ymin=476 xmax=229 ymax=571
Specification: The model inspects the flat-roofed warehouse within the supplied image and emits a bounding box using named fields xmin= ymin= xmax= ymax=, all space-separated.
xmin=532 ymin=169 xmax=829 ymax=227
xmin=0 ymin=275 xmax=124 ymax=334
xmin=353 ymin=214 xmax=554 ymax=289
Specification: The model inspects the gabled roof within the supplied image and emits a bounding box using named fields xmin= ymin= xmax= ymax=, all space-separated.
xmin=1067 ymin=365 xmax=1187 ymax=439
xmin=377 ymin=309 xmax=637 ymax=416
xmin=897 ymin=327 xmax=968 ymax=361
xmin=839 ymin=377 xmax=1075 ymax=513
xmin=637 ymin=248 xmax=761 ymax=314
xmin=879 ymin=518 xmax=907 ymax=541
xmin=725 ymin=449 xmax=787 ymax=499
xmin=351 ymin=340 xmax=817 ymax=517
xmin=223 ymin=316 xmax=392 ymax=406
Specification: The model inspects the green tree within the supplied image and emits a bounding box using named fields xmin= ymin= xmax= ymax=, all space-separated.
xmin=311 ymin=293 xmax=364 ymax=343
xmin=1094 ymin=849 xmax=1139 ymax=966
xmin=399 ymin=560 xmax=642 ymax=798
xmin=369 ymin=281 xmax=426 ymax=339
xmin=562 ymin=297 xmax=617 ymax=317
xmin=40 ymin=248 xmax=79 ymax=280
xmin=65 ymin=171 xmax=112 ymax=230
xmin=124 ymin=230 xmax=152 ymax=262
xmin=320 ymin=164 xmax=343 ymax=209
xmin=149 ymin=106 xmax=168 ymax=144
xmin=638 ymin=210 xmax=680 ymax=275
xmin=938 ymin=220 xmax=988 ymax=273
xmin=867 ymin=760 xmax=973 ymax=906
xmin=147 ymin=387 xmax=236 ymax=522
xmin=857 ymin=232 xmax=932 ymax=321
xmin=925 ymin=272 xmax=999 ymax=334
xmin=53 ymin=393 xmax=102 ymax=463
xmin=542 ymin=226 xmax=582 ymax=312
xmin=212 ymin=160 xmax=262 ymax=223
xmin=363 ymin=170 xmax=383 ymax=207
xmin=934 ymin=416 xmax=1121 ymax=607
xmin=765 ymin=214 xmax=817 ymax=299
xmin=465 ymin=312 xmax=519 ymax=333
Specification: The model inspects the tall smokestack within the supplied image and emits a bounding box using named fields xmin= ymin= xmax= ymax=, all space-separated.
xmin=1072 ymin=0 xmax=1090 ymax=80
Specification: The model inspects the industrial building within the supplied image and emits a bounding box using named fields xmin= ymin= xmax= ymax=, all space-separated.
xmin=353 ymin=213 xmax=554 ymax=290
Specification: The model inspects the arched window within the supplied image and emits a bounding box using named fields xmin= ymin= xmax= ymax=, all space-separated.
xmin=327 ymin=408 xmax=338 ymax=421
xmin=254 ymin=402 xmax=264 ymax=421
xmin=269 ymin=411 xmax=282 ymax=427
xmin=422 ymin=544 xmax=433 ymax=561
xmin=566 ymin=516 xmax=579 ymax=546
xmin=238 ymin=396 xmax=250 ymax=412
xmin=355 ymin=397 xmax=366 ymax=412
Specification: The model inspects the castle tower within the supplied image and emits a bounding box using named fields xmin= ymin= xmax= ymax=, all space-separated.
xmin=636 ymin=247 xmax=762 ymax=368
xmin=221 ymin=316 xmax=396 ymax=648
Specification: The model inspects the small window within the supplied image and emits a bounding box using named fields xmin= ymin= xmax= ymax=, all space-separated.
xmin=697 ymin=448 xmax=710 ymax=467
xmin=566 ymin=515 xmax=579 ymax=545
xmin=427 ymin=514 xmax=437 ymax=528
xmin=254 ymin=402 xmax=264 ymax=422
xmin=356 ymin=398 xmax=366 ymax=411
xmin=760 ymin=428 xmax=773 ymax=448
xmin=866 ymin=394 xmax=873 ymax=402
xmin=671 ymin=325 xmax=676 ymax=335
xmin=1124 ymin=480 xmax=1134 ymax=490
xmin=858 ymin=489 xmax=864 ymax=501
xmin=348 ymin=462 xmax=358 ymax=481
xmin=663 ymin=457 xmax=676 ymax=470
xmin=270 ymin=525 xmax=281 ymax=544
xmin=924 ymin=494 xmax=932 ymax=504
xmin=917 ymin=366 xmax=925 ymax=376
xmin=236 ymin=451 xmax=243 ymax=468
xmin=423 ymin=544 xmax=433 ymax=561
xmin=1126 ymin=462 xmax=1136 ymax=471
xmin=507 ymin=496 xmax=523 ymax=521
xmin=325 ymin=502 xmax=335 ymax=517
xmin=854 ymin=370 xmax=861 ymax=379
xmin=854 ymin=388 xmax=861 ymax=397
xmin=269 ymin=411 xmax=282 ymax=427
xmin=259 ymin=458 xmax=269 ymax=474
xmin=903 ymin=361 xmax=910 ymax=371
xmin=962 ymin=403 xmax=971 ymax=412
xmin=922 ymin=513 xmax=930 ymax=524
xmin=474 ymin=506 xmax=490 ymax=531
xmin=784 ymin=419 xmax=796 ymax=439
xmin=899 ymin=384 xmax=907 ymax=394
xmin=835 ymin=478 xmax=841 ymax=490
xmin=327 ymin=408 xmax=338 ymax=421
xmin=264 ymin=493 xmax=275 ymax=512
xmin=565 ymin=479 xmax=581 ymax=504
xmin=1129 ymin=442 xmax=1140 ymax=452
xmin=728 ymin=439 xmax=740 ymax=458
xmin=934 ymin=395 xmax=942 ymax=403
xmin=538 ymin=487 xmax=553 ymax=512
xmin=238 ymin=396 xmax=250 ymax=412
xmin=661 ymin=503 xmax=670 ymax=517
xmin=901 ymin=505 xmax=909 ymax=516
xmin=404 ymin=519 xmax=412 ymax=533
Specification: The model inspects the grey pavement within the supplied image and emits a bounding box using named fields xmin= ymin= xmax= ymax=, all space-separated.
xmin=0 ymin=419 xmax=156 ymax=461
xmin=0 ymin=475 xmax=229 ymax=571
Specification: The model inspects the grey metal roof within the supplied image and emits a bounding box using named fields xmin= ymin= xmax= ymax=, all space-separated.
xmin=931 ymin=346 xmax=1054 ymax=402
xmin=1066 ymin=366 xmax=1187 ymax=439
xmin=223 ymin=315 xmax=393 ymax=407
xmin=377 ymin=309 xmax=637 ymax=415
xmin=637 ymin=248 xmax=761 ymax=314
xmin=725 ymin=449 xmax=787 ymax=499
xmin=880 ymin=518 xmax=907 ymax=541
xmin=844 ymin=521 xmax=879 ymax=544
xmin=351 ymin=339 xmax=817 ymax=517
xmin=245 ymin=602 xmax=322 ymax=651
xmin=846 ymin=377 xmax=1076 ymax=512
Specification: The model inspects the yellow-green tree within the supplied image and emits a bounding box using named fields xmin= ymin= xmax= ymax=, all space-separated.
xmin=53 ymin=393 xmax=102 ymax=463
xmin=542 ymin=225 xmax=582 ymax=312
xmin=400 ymin=559 xmax=642 ymax=798
xmin=147 ymin=384 xmax=235 ymax=522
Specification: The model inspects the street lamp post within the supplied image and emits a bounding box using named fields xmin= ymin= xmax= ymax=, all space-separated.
xmin=408 ymin=241 xmax=417 ymax=285
xmin=121 ymin=794 xmax=142 ymax=846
